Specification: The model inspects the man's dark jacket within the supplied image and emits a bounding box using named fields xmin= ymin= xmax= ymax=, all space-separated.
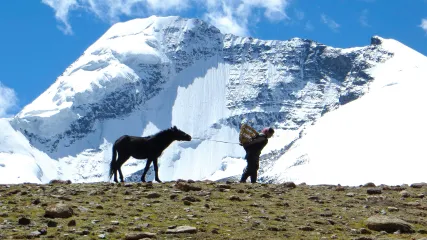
xmin=240 ymin=134 xmax=268 ymax=183
xmin=243 ymin=134 xmax=268 ymax=155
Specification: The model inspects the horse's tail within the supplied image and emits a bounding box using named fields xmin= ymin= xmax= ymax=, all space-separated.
xmin=109 ymin=144 xmax=117 ymax=179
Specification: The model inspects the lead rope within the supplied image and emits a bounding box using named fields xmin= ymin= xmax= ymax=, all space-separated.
xmin=192 ymin=137 xmax=240 ymax=145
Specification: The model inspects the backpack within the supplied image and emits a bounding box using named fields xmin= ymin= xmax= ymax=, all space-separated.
xmin=239 ymin=124 xmax=259 ymax=145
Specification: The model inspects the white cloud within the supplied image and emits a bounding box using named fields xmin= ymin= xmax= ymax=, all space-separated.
xmin=321 ymin=14 xmax=340 ymax=32
xmin=82 ymin=0 xmax=190 ymax=22
xmin=420 ymin=18 xmax=427 ymax=33
xmin=146 ymin=0 xmax=189 ymax=12
xmin=41 ymin=0 xmax=291 ymax=37
xmin=205 ymin=2 xmax=249 ymax=36
xmin=42 ymin=0 xmax=78 ymax=35
xmin=359 ymin=9 xmax=370 ymax=27
xmin=239 ymin=0 xmax=290 ymax=21
xmin=305 ymin=21 xmax=314 ymax=31
xmin=294 ymin=9 xmax=305 ymax=21
xmin=203 ymin=0 xmax=290 ymax=36
xmin=0 ymin=82 xmax=18 ymax=118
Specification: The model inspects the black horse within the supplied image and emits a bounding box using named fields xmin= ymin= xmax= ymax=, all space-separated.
xmin=109 ymin=126 xmax=192 ymax=183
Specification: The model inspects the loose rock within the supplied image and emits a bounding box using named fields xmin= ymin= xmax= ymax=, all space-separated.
xmin=44 ymin=203 xmax=73 ymax=218
xmin=166 ymin=226 xmax=197 ymax=234
xmin=124 ymin=232 xmax=157 ymax=240
xmin=18 ymin=217 xmax=31 ymax=225
xmin=366 ymin=215 xmax=413 ymax=233
xmin=366 ymin=188 xmax=382 ymax=195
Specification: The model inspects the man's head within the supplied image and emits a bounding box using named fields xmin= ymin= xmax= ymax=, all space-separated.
xmin=262 ymin=127 xmax=275 ymax=138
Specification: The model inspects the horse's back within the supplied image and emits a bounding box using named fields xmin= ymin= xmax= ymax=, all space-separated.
xmin=114 ymin=135 xmax=150 ymax=153
xmin=114 ymin=135 xmax=131 ymax=146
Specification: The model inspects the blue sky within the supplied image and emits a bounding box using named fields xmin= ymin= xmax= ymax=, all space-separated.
xmin=0 ymin=0 xmax=426 ymax=116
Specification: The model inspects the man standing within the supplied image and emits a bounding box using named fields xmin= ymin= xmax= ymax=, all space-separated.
xmin=240 ymin=127 xmax=274 ymax=183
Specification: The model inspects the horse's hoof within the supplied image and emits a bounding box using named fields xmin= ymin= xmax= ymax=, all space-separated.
xmin=155 ymin=179 xmax=162 ymax=183
xmin=141 ymin=179 xmax=146 ymax=183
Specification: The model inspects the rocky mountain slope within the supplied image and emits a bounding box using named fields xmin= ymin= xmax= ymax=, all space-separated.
xmin=0 ymin=181 xmax=426 ymax=239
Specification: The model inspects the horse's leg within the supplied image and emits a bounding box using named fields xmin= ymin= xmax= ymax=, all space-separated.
xmin=112 ymin=152 xmax=120 ymax=183
xmin=141 ymin=158 xmax=153 ymax=182
xmin=117 ymin=154 xmax=130 ymax=183
xmin=113 ymin=162 xmax=119 ymax=183
xmin=118 ymin=168 xmax=125 ymax=183
xmin=111 ymin=144 xmax=119 ymax=183
xmin=113 ymin=172 xmax=118 ymax=183
xmin=153 ymin=158 xmax=162 ymax=183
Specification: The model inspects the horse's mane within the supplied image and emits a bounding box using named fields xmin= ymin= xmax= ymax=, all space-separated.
xmin=150 ymin=127 xmax=174 ymax=139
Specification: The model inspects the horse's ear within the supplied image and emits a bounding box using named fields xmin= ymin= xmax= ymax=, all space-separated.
xmin=173 ymin=126 xmax=177 ymax=130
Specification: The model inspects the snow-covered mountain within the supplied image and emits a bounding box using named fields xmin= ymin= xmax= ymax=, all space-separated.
xmin=0 ymin=119 xmax=58 ymax=184
xmin=4 ymin=16 xmax=427 ymax=185
xmin=261 ymin=39 xmax=427 ymax=185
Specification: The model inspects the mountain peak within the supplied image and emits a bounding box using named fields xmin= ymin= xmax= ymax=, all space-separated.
xmin=371 ymin=35 xmax=384 ymax=46
xmin=99 ymin=16 xmax=210 ymax=42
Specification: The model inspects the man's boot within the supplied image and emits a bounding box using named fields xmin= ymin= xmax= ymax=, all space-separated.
xmin=250 ymin=172 xmax=258 ymax=183
xmin=240 ymin=171 xmax=250 ymax=183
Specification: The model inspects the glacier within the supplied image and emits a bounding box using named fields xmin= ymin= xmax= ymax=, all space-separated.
xmin=2 ymin=16 xmax=426 ymax=185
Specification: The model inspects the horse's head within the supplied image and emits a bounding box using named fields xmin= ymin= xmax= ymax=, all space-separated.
xmin=170 ymin=126 xmax=192 ymax=141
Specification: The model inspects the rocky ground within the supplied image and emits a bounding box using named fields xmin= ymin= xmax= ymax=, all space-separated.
xmin=0 ymin=180 xmax=427 ymax=239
